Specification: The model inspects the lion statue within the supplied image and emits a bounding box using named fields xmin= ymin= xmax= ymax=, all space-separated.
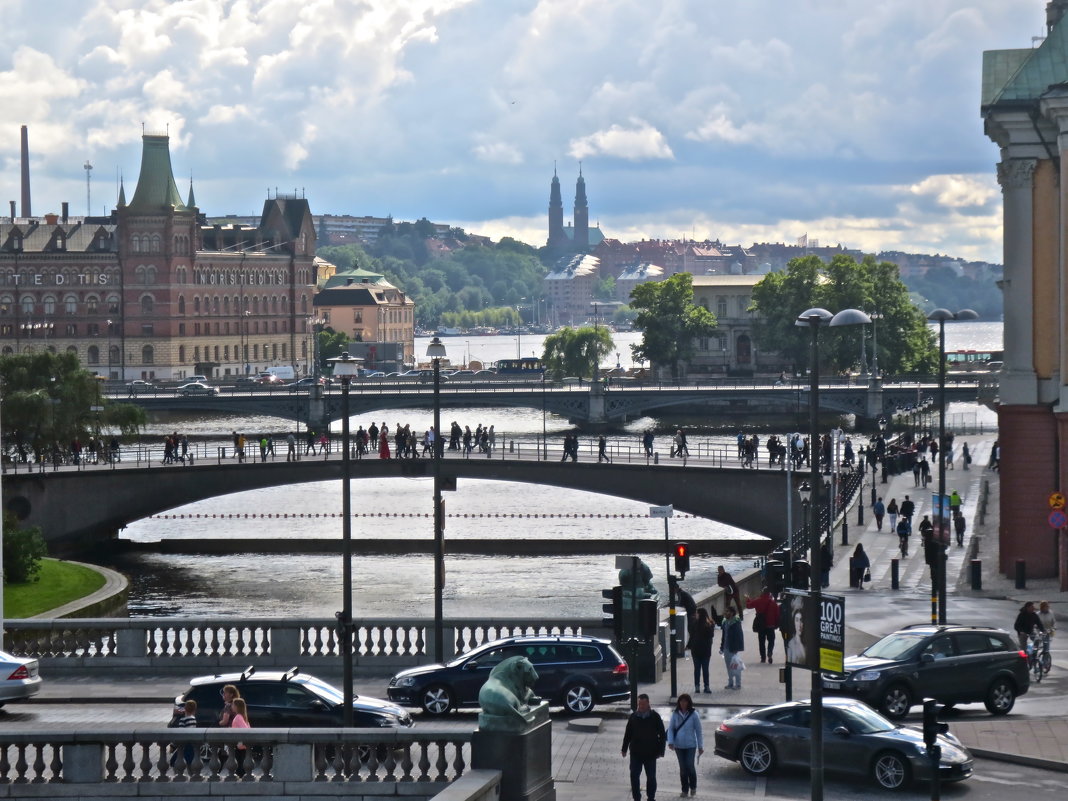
xmin=477 ymin=656 xmax=544 ymax=730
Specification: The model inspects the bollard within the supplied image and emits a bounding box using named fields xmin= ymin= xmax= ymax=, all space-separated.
xmin=970 ymin=559 xmax=982 ymax=591
xmin=841 ymin=521 xmax=849 ymax=546
xmin=509 ymin=440 xmax=514 ymax=453
xmin=891 ymin=558 xmax=900 ymax=590
xmin=857 ymin=500 xmax=864 ymax=526
xmin=654 ymin=452 xmax=659 ymax=465
xmin=1015 ymin=559 xmax=1026 ymax=590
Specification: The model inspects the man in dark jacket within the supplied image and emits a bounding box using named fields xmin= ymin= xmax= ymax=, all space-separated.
xmin=744 ymin=586 xmax=781 ymax=663
xmin=622 ymin=693 xmax=666 ymax=801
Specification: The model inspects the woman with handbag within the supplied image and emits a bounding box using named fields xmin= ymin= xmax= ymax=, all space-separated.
xmin=667 ymin=693 xmax=703 ymax=798
xmin=686 ymin=608 xmax=715 ymax=694
xmin=850 ymin=543 xmax=871 ymax=590
xmin=719 ymin=606 xmax=745 ymax=690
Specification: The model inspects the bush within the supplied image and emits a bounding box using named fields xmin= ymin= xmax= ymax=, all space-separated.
xmin=3 ymin=516 xmax=47 ymax=583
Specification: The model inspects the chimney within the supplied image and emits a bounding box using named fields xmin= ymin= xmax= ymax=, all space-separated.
xmin=61 ymin=201 xmax=68 ymax=223
xmin=8 ymin=200 xmax=14 ymax=220
xmin=20 ymin=125 xmax=31 ymax=217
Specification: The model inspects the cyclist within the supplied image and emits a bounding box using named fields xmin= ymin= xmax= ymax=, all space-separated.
xmin=1014 ymin=601 xmax=1045 ymax=650
xmin=1038 ymin=600 xmax=1057 ymax=637
xmin=896 ymin=516 xmax=911 ymax=557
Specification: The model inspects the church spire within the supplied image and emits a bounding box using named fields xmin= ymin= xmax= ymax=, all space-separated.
xmin=127 ymin=133 xmax=186 ymax=215
xmin=186 ymin=177 xmax=196 ymax=209
xmin=117 ymin=176 xmax=126 ymax=208
xmin=573 ymin=164 xmax=589 ymax=249
xmin=547 ymin=164 xmax=566 ymax=250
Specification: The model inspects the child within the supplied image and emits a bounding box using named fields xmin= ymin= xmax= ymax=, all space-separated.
xmin=171 ymin=699 xmax=198 ymax=767
xmin=230 ymin=697 xmax=251 ymax=776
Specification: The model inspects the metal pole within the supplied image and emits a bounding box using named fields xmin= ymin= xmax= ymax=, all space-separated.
xmin=340 ymin=376 xmax=353 ymax=726
xmin=665 ymin=516 xmax=677 ymax=700
xmin=937 ymin=319 xmax=948 ymax=624
xmin=433 ymin=354 xmax=445 ymax=662
xmin=806 ymin=316 xmax=825 ymax=801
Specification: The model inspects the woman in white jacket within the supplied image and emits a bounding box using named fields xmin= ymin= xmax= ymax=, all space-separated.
xmin=667 ymin=693 xmax=703 ymax=797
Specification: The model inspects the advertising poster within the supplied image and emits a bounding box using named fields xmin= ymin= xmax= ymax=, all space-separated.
xmin=931 ymin=493 xmax=952 ymax=546
xmin=782 ymin=590 xmax=845 ymax=673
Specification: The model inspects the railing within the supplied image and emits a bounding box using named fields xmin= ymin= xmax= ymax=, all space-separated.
xmin=3 ymin=617 xmax=600 ymax=670
xmin=0 ymin=728 xmax=471 ymax=795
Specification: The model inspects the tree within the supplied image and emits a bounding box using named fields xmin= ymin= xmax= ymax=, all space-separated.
xmin=316 ymin=327 xmax=351 ymax=367
xmin=629 ymin=273 xmax=718 ymax=379
xmin=593 ymin=276 xmax=616 ymax=300
xmin=542 ymin=326 xmax=614 ymax=380
xmin=749 ymin=254 xmax=937 ymax=374
xmin=3 ymin=512 xmax=46 ymax=583
xmin=0 ymin=352 xmax=145 ymax=455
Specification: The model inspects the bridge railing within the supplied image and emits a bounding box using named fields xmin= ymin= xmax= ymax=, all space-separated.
xmin=3 ymin=617 xmax=602 ymax=670
xmin=0 ymin=727 xmax=472 ymax=796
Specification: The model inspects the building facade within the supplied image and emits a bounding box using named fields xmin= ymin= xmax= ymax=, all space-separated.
xmin=690 ymin=275 xmax=775 ymax=375
xmin=982 ymin=0 xmax=1068 ymax=580
xmin=0 ymin=133 xmax=318 ymax=381
xmin=312 ymin=267 xmax=416 ymax=367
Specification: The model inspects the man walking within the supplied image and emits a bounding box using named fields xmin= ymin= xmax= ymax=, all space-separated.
xmin=744 ymin=586 xmax=781 ymax=663
xmin=622 ymin=693 xmax=665 ymax=801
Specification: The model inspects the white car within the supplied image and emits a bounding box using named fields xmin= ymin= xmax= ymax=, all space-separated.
xmin=126 ymin=379 xmax=155 ymax=394
xmin=176 ymin=382 xmax=219 ymax=397
xmin=0 ymin=651 xmax=41 ymax=706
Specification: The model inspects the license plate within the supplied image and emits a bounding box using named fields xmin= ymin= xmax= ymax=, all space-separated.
xmin=824 ymin=681 xmax=841 ymax=689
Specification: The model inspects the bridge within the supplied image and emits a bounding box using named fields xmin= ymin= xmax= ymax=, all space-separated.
xmin=115 ymin=376 xmax=989 ymax=427
xmin=2 ymin=446 xmax=795 ymax=552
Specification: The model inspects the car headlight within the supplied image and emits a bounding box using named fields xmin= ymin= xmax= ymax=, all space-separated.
xmin=854 ymin=670 xmax=881 ymax=682
xmin=396 ymin=677 xmax=416 ymax=688
xmin=374 ymin=715 xmax=401 ymax=727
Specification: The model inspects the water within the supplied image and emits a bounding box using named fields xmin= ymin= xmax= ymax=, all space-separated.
xmin=107 ymin=323 xmax=1002 ymax=620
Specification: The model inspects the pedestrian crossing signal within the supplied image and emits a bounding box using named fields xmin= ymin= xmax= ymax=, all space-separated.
xmin=674 ymin=542 xmax=690 ymax=577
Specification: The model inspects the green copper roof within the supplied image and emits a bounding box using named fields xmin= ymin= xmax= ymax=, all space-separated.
xmin=984 ymin=16 xmax=1068 ymax=107
xmin=323 ymin=266 xmax=386 ymax=288
xmin=127 ymin=135 xmax=187 ymax=214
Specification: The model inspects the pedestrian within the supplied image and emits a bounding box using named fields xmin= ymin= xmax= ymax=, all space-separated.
xmin=229 ymin=697 xmax=251 ymax=777
xmin=667 ymin=693 xmax=703 ymax=798
xmin=949 ymin=490 xmax=962 ymax=515
xmin=849 ymin=543 xmax=871 ymax=590
xmin=719 ymin=606 xmax=745 ymax=689
xmin=1014 ymin=601 xmax=1045 ymax=650
xmin=920 ymin=457 xmax=931 ymax=488
xmin=990 ymin=440 xmax=1000 ymax=471
xmin=1038 ymin=600 xmax=1057 ymax=637
xmin=259 ymin=436 xmax=268 ymax=462
xmin=621 ymin=693 xmax=665 ymax=801
xmin=169 ymin=698 xmax=199 ymax=767
xmin=686 ymin=608 xmax=715 ymax=694
xmin=598 ymin=434 xmax=611 ymax=463
xmin=716 ymin=565 xmax=739 ymax=607
xmin=744 ymin=586 xmax=781 ymax=663
xmin=961 ymin=441 xmax=971 ymax=470
xmin=820 ymin=539 xmax=833 ymax=588
xmin=232 ymin=431 xmax=241 ymax=460
xmin=953 ymin=510 xmax=966 ymax=547
xmin=218 ymin=684 xmax=240 ymax=727
xmin=872 ymin=497 xmax=885 ymax=531
xmin=912 ymin=456 xmax=921 ymax=486
xmin=237 ymin=433 xmax=246 ymax=463
xmin=379 ymin=428 xmax=391 ymax=459
xmin=643 ymin=430 xmax=654 ymax=457
xmin=286 ymin=432 xmax=296 ymax=462
xmin=887 ymin=498 xmax=899 ymax=534
xmin=899 ymin=495 xmax=915 ymax=525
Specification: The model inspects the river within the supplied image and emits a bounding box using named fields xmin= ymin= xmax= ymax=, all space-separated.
xmin=103 ymin=321 xmax=1001 ymax=619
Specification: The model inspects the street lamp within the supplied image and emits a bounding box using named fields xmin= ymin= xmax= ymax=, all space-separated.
xmin=927 ymin=308 xmax=978 ymax=624
xmin=241 ymin=310 xmax=251 ymax=375
xmin=796 ymin=306 xmax=869 ymax=801
xmin=330 ymin=351 xmax=360 ymax=727
xmin=426 ymin=335 xmax=448 ymax=661
xmin=106 ymin=319 xmax=114 ymax=380
xmin=869 ymin=312 xmax=883 ymax=380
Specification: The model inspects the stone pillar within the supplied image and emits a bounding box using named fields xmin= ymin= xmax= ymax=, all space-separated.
xmin=63 ymin=743 xmax=104 ymax=783
xmin=272 ymin=743 xmax=314 ymax=781
xmin=996 ymin=157 xmax=1038 ymax=405
xmin=116 ymin=626 xmax=147 ymax=659
xmin=270 ymin=624 xmax=302 ymax=664
xmin=472 ymin=716 xmax=555 ymax=801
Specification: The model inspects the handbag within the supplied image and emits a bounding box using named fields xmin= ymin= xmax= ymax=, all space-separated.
xmin=864 ymin=570 xmax=872 ymax=582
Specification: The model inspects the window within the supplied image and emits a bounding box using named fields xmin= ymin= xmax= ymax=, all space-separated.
xmin=178 ymin=345 xmax=186 ymax=363
xmin=87 ymin=296 xmax=98 ymax=314
xmin=178 ymin=323 xmax=185 ymax=336
xmin=65 ymin=295 xmax=77 ymax=314
xmin=141 ymin=324 xmax=154 ymax=336
xmin=922 ymin=636 xmax=955 ymax=660
xmin=20 ymin=297 xmax=33 ymax=314
xmin=194 ymin=297 xmax=200 ymax=313
xmin=193 ymin=347 xmax=200 ymax=362
xmin=109 ymin=345 xmax=120 ymax=364
xmin=716 ymin=297 xmax=727 ymax=317
xmin=108 ymin=296 xmax=120 ymax=314
xmin=354 ymin=310 xmax=363 ymax=323
xmin=43 ymin=296 xmax=56 ymax=314
xmin=87 ymin=345 xmax=99 ymax=364
xmin=141 ymin=295 xmax=154 ymax=315
xmin=224 ymin=345 xmax=230 ymax=360
xmin=142 ymin=345 xmax=154 ymax=364
xmin=65 ymin=323 xmax=77 ymax=336
xmin=178 ymin=296 xmax=186 ymax=314
xmin=281 ymin=343 xmax=286 ymax=358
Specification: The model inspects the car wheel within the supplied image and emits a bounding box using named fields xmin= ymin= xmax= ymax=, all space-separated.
xmin=420 ymin=684 xmax=455 ymax=716
xmin=872 ymin=750 xmax=911 ymax=790
xmin=563 ymin=683 xmax=595 ymax=714
xmin=878 ymin=685 xmax=913 ymax=720
xmin=984 ymin=678 xmax=1016 ymax=715
xmin=738 ymin=737 xmax=775 ymax=776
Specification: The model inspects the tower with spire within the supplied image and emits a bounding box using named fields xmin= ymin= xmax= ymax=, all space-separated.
xmin=547 ymin=165 xmax=566 ymax=251
xmin=573 ymin=165 xmax=589 ymax=249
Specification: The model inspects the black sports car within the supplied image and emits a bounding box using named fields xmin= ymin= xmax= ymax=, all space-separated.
xmin=714 ymin=697 xmax=973 ymax=790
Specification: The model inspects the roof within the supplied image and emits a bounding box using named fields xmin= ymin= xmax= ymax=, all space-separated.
xmin=323 ymin=267 xmax=387 ymax=288
xmin=0 ymin=221 xmax=117 ymax=253
xmin=126 ymin=135 xmax=187 ymax=215
xmin=691 ymin=274 xmax=764 ymax=288
xmin=616 ymin=263 xmax=664 ymax=281
xmin=983 ymin=15 xmax=1068 ymax=108
xmin=545 ymin=252 xmax=600 ymax=280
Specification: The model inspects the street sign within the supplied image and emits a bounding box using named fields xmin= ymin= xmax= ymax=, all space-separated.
xmin=1049 ymin=492 xmax=1066 ymax=510
xmin=1049 ymin=510 xmax=1067 ymax=529
xmin=781 ymin=590 xmax=845 ymax=673
xmin=649 ymin=505 xmax=673 ymax=518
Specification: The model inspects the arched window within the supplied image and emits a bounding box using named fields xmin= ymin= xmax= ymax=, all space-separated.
xmin=193 ymin=346 xmax=200 ymax=362
xmin=109 ymin=345 xmax=120 ymax=364
xmin=178 ymin=295 xmax=186 ymax=314
xmin=21 ymin=296 xmax=34 ymax=314
xmin=1 ymin=346 xmax=12 ymax=355
xmin=223 ymin=296 xmax=230 ymax=314
xmin=146 ymin=266 xmax=157 ymax=284
xmin=224 ymin=345 xmax=230 ymax=360
xmin=65 ymin=295 xmax=77 ymax=314
xmin=301 ymin=341 xmax=307 ymax=358
xmin=301 ymin=294 xmax=308 ymax=313
xmin=142 ymin=345 xmax=154 ymax=364
xmin=87 ymin=345 xmax=100 ymax=364
xmin=43 ymin=295 xmax=56 ymax=314
xmin=178 ymin=345 xmax=186 ymax=363
xmin=194 ymin=297 xmax=200 ymax=313
xmin=150 ymin=234 xmax=161 ymax=253
xmin=141 ymin=295 xmax=154 ymax=315
xmin=281 ymin=343 xmax=287 ymax=359
xmin=86 ymin=295 xmax=99 ymax=314
xmin=66 ymin=345 xmax=77 ymax=356
xmin=107 ymin=295 xmax=120 ymax=313
xmin=130 ymin=235 xmax=140 ymax=253
xmin=272 ymin=296 xmax=279 ymax=313
xmin=253 ymin=296 xmax=259 ymax=314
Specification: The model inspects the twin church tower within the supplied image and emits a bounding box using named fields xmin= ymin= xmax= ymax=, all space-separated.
xmin=546 ymin=166 xmax=590 ymax=253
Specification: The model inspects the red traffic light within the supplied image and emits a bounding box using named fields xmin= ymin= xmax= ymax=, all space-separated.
xmin=674 ymin=543 xmax=689 ymax=558
xmin=674 ymin=542 xmax=690 ymax=576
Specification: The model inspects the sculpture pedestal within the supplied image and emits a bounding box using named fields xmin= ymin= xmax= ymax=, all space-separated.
xmin=472 ymin=716 xmax=556 ymax=801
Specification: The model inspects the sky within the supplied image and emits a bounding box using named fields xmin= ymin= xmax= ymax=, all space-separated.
xmin=0 ymin=0 xmax=1050 ymax=263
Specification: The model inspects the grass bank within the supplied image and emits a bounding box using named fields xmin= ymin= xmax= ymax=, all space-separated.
xmin=3 ymin=558 xmax=106 ymax=618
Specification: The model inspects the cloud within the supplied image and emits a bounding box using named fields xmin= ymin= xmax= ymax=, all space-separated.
xmin=568 ymin=120 xmax=674 ymax=161
xmin=908 ymin=174 xmax=997 ymax=209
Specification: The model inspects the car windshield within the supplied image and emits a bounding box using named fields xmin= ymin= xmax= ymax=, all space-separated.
xmin=298 ymin=675 xmax=348 ymax=704
xmin=860 ymin=632 xmax=927 ymax=660
xmin=838 ymin=704 xmax=896 ymax=733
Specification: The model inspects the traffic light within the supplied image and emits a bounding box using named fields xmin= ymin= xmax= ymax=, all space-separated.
xmin=673 ymin=542 xmax=690 ymax=577
xmin=601 ymin=586 xmax=623 ymax=640
xmin=638 ymin=597 xmax=658 ymax=641
xmin=922 ymin=699 xmax=948 ymax=749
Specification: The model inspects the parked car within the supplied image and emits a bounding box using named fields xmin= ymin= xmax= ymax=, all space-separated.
xmin=257 ymin=373 xmax=283 ymax=385
xmin=714 ymin=697 xmax=973 ymax=790
xmin=189 ymin=374 xmax=209 ymax=383
xmin=176 ymin=382 xmax=219 ymax=397
xmin=387 ymin=634 xmax=629 ymax=716
xmin=172 ymin=667 xmax=413 ymax=730
xmin=823 ymin=624 xmax=1029 ymax=719
xmin=126 ymin=379 xmax=155 ymax=394
xmin=288 ymin=377 xmax=327 ymax=392
xmin=0 ymin=651 xmax=42 ymax=707
xmin=234 ymin=376 xmax=259 ymax=388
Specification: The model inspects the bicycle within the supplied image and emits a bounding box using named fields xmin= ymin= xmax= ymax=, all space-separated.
xmin=1027 ymin=628 xmax=1052 ymax=682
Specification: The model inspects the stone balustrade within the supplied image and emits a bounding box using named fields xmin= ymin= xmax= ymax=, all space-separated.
xmin=0 ymin=728 xmax=473 ymax=799
xmin=3 ymin=617 xmax=598 ymax=671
